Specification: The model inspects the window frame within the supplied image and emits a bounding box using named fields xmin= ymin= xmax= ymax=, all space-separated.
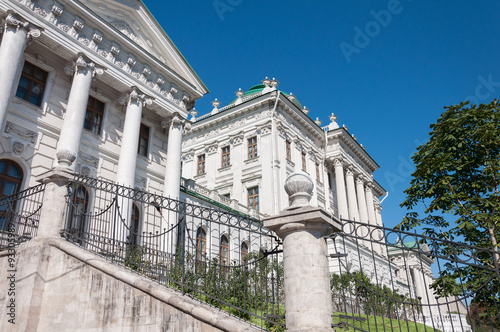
xmin=138 ymin=123 xmax=150 ymax=157
xmin=221 ymin=146 xmax=231 ymax=168
xmin=247 ymin=137 xmax=258 ymax=159
xmin=247 ymin=186 xmax=259 ymax=211
xmin=286 ymin=140 xmax=292 ymax=161
xmin=197 ymin=154 xmax=206 ymax=175
xmin=15 ymin=61 xmax=48 ymax=107
xmin=220 ymin=235 xmax=230 ymax=278
xmin=196 ymin=227 xmax=207 ymax=272
xmin=84 ymin=96 xmax=105 ymax=135
xmin=129 ymin=203 xmax=141 ymax=247
xmin=0 ymin=160 xmax=24 ymax=231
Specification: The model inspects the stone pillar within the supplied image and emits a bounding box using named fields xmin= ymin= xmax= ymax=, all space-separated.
xmin=333 ymin=158 xmax=349 ymax=219
xmin=264 ymin=173 xmax=341 ymax=332
xmin=345 ymin=166 xmax=359 ymax=221
xmin=35 ymin=169 xmax=73 ymax=238
xmin=163 ymin=113 xmax=187 ymax=200
xmin=57 ymin=54 xmax=104 ymax=169
xmin=323 ymin=163 xmax=331 ymax=212
xmin=365 ymin=182 xmax=377 ymax=225
xmin=355 ymin=176 xmax=369 ymax=245
xmin=0 ymin=12 xmax=41 ymax=130
xmin=116 ymin=87 xmax=153 ymax=188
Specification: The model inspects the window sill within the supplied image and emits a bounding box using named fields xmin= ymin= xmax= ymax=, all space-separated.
xmin=244 ymin=157 xmax=259 ymax=166
xmin=194 ymin=173 xmax=206 ymax=179
xmin=218 ymin=165 xmax=231 ymax=172
xmin=11 ymin=97 xmax=45 ymax=115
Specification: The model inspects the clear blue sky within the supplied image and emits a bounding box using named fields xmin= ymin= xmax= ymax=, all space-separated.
xmin=143 ymin=0 xmax=500 ymax=228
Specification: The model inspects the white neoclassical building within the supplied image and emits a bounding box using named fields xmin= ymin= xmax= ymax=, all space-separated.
xmin=0 ymin=0 xmax=207 ymax=202
xmin=0 ymin=1 xmax=471 ymax=330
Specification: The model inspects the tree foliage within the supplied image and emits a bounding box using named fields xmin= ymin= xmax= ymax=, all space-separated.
xmin=398 ymin=100 xmax=500 ymax=258
xmin=397 ymin=100 xmax=500 ymax=327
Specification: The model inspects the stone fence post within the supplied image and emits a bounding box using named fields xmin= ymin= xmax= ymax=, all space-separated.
xmin=264 ymin=172 xmax=341 ymax=332
xmin=35 ymin=169 xmax=74 ymax=238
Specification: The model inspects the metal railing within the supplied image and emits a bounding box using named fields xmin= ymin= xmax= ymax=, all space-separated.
xmin=0 ymin=183 xmax=46 ymax=250
xmin=328 ymin=218 xmax=500 ymax=332
xmin=180 ymin=177 xmax=268 ymax=220
xmin=62 ymin=174 xmax=283 ymax=330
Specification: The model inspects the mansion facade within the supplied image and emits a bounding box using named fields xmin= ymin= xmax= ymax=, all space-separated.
xmin=0 ymin=1 xmax=470 ymax=331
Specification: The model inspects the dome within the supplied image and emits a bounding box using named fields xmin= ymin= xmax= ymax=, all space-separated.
xmin=229 ymin=83 xmax=303 ymax=109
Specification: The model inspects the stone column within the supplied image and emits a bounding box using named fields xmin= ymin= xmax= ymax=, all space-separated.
xmin=57 ymin=54 xmax=104 ymax=169
xmin=116 ymin=87 xmax=153 ymax=188
xmin=345 ymin=166 xmax=359 ymax=221
xmin=323 ymin=163 xmax=331 ymax=212
xmin=356 ymin=177 xmax=368 ymax=224
xmin=0 ymin=12 xmax=41 ymax=130
xmin=365 ymin=182 xmax=377 ymax=224
xmin=264 ymin=173 xmax=340 ymax=332
xmin=355 ymin=177 xmax=369 ymax=245
xmin=333 ymin=158 xmax=349 ymax=219
xmin=163 ymin=113 xmax=187 ymax=200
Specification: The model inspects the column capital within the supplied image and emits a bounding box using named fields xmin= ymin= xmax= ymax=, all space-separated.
xmin=161 ymin=112 xmax=190 ymax=132
xmin=118 ymin=86 xmax=154 ymax=107
xmin=5 ymin=12 xmax=43 ymax=41
xmin=356 ymin=176 xmax=365 ymax=185
xmin=346 ymin=165 xmax=355 ymax=176
xmin=365 ymin=181 xmax=374 ymax=191
xmin=64 ymin=53 xmax=105 ymax=78
xmin=333 ymin=157 xmax=343 ymax=167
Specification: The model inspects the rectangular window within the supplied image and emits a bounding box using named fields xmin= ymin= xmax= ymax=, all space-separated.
xmin=316 ymin=163 xmax=321 ymax=182
xmin=197 ymin=154 xmax=206 ymax=175
xmin=286 ymin=140 xmax=291 ymax=160
xmin=138 ymin=124 xmax=150 ymax=157
xmin=248 ymin=137 xmax=257 ymax=159
xmin=247 ymin=187 xmax=259 ymax=211
xmin=302 ymin=152 xmax=307 ymax=172
xmin=221 ymin=146 xmax=230 ymax=168
xmin=84 ymin=96 xmax=105 ymax=135
xmin=16 ymin=62 xmax=48 ymax=107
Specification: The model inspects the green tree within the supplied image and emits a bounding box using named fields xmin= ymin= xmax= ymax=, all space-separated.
xmin=398 ymin=100 xmax=500 ymax=262
xmin=397 ymin=100 xmax=500 ymax=326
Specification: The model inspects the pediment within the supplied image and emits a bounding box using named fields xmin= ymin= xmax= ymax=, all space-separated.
xmin=80 ymin=0 xmax=207 ymax=94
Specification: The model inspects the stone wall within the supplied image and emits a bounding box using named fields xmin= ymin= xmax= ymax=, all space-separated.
xmin=0 ymin=238 xmax=260 ymax=332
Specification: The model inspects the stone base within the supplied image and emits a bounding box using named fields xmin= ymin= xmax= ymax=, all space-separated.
xmin=0 ymin=238 xmax=260 ymax=332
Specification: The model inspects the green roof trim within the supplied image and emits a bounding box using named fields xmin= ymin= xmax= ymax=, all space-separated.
xmin=387 ymin=240 xmax=420 ymax=251
xmin=228 ymin=83 xmax=303 ymax=109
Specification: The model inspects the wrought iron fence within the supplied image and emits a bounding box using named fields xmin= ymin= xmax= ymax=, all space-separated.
xmin=61 ymin=174 xmax=284 ymax=330
xmin=328 ymin=218 xmax=500 ymax=332
xmin=0 ymin=183 xmax=46 ymax=250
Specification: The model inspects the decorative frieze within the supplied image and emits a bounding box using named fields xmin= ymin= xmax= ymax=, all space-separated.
xmin=22 ymin=0 xmax=192 ymax=109
xmin=79 ymin=151 xmax=99 ymax=168
xmin=5 ymin=121 xmax=38 ymax=143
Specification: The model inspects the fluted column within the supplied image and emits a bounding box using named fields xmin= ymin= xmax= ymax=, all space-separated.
xmin=0 ymin=12 xmax=42 ymax=129
xmin=333 ymin=158 xmax=349 ymax=219
xmin=356 ymin=177 xmax=368 ymax=223
xmin=163 ymin=113 xmax=187 ymax=200
xmin=345 ymin=166 xmax=360 ymax=221
xmin=365 ymin=182 xmax=377 ymax=225
xmin=323 ymin=163 xmax=331 ymax=212
xmin=56 ymin=54 xmax=104 ymax=169
xmin=116 ymin=87 xmax=153 ymax=187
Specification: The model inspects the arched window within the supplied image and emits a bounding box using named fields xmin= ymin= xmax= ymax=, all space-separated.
xmin=195 ymin=227 xmax=206 ymax=272
xmin=68 ymin=185 xmax=89 ymax=242
xmin=0 ymin=160 xmax=23 ymax=198
xmin=0 ymin=160 xmax=23 ymax=231
xmin=129 ymin=204 xmax=140 ymax=246
xmin=241 ymin=242 xmax=249 ymax=263
xmin=220 ymin=235 xmax=230 ymax=278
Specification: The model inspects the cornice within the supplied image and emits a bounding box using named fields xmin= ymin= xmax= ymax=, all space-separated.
xmin=326 ymin=128 xmax=379 ymax=172
xmin=3 ymin=0 xmax=201 ymax=116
